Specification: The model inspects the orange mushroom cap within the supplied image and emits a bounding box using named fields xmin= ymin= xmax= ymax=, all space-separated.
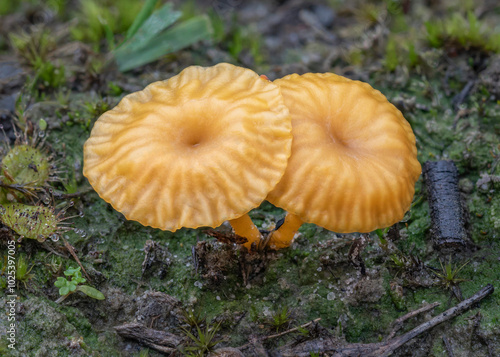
xmin=267 ymin=73 xmax=421 ymax=233
xmin=84 ymin=63 xmax=292 ymax=231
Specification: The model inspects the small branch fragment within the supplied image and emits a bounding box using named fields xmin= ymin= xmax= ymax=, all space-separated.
xmin=423 ymin=161 xmax=469 ymax=251
xmin=374 ymin=284 xmax=494 ymax=357
xmin=265 ymin=318 xmax=322 ymax=341
xmin=62 ymin=236 xmax=91 ymax=282
xmin=443 ymin=335 xmax=455 ymax=357
xmin=114 ymin=323 xmax=181 ymax=354
xmin=452 ymin=80 xmax=475 ymax=111
xmin=348 ymin=234 xmax=369 ymax=275
xmin=236 ymin=319 xmax=323 ymax=352
xmin=387 ymin=301 xmax=441 ymax=340
xmin=273 ymin=284 xmax=494 ymax=357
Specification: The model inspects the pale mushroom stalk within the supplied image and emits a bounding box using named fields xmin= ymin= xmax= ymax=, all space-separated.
xmin=267 ymin=212 xmax=303 ymax=249
xmin=228 ymin=214 xmax=262 ymax=249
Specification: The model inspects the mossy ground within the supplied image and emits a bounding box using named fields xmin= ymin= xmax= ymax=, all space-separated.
xmin=1 ymin=1 xmax=499 ymax=356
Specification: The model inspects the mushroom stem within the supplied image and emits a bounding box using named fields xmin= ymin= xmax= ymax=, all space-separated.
xmin=229 ymin=214 xmax=262 ymax=249
xmin=267 ymin=213 xmax=303 ymax=249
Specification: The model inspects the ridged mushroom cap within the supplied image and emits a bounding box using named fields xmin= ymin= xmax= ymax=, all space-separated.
xmin=83 ymin=63 xmax=292 ymax=231
xmin=267 ymin=73 xmax=421 ymax=233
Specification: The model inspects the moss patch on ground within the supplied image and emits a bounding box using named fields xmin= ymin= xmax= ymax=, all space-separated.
xmin=0 ymin=0 xmax=499 ymax=356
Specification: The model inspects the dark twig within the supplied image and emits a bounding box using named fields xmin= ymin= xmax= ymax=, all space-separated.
xmin=114 ymin=285 xmax=494 ymax=357
xmin=468 ymin=312 xmax=495 ymax=357
xmin=236 ymin=318 xmax=322 ymax=351
xmin=387 ymin=301 xmax=441 ymax=340
xmin=341 ymin=284 xmax=494 ymax=357
xmin=423 ymin=161 xmax=470 ymax=251
xmin=273 ymin=284 xmax=494 ymax=357
xmin=265 ymin=318 xmax=322 ymax=341
xmin=114 ymin=323 xmax=181 ymax=354
xmin=62 ymin=236 xmax=91 ymax=282
xmin=452 ymin=80 xmax=475 ymax=111
xmin=443 ymin=335 xmax=455 ymax=357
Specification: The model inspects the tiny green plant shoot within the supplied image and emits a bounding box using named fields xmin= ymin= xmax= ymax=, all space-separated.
xmin=179 ymin=320 xmax=222 ymax=357
xmin=54 ymin=266 xmax=105 ymax=303
xmin=15 ymin=254 xmax=35 ymax=289
xmin=181 ymin=308 xmax=207 ymax=329
xmin=268 ymin=306 xmax=292 ymax=333
xmin=425 ymin=11 xmax=500 ymax=53
xmin=431 ymin=257 xmax=470 ymax=291
xmin=0 ymin=254 xmax=35 ymax=290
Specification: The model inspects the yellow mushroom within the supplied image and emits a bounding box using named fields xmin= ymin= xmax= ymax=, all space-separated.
xmin=267 ymin=73 xmax=421 ymax=249
xmin=83 ymin=63 xmax=292 ymax=249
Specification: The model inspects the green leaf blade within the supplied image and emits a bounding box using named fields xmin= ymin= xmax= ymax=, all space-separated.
xmin=115 ymin=3 xmax=182 ymax=54
xmin=115 ymin=14 xmax=213 ymax=72
xmin=125 ymin=0 xmax=159 ymax=40
xmin=77 ymin=285 xmax=105 ymax=300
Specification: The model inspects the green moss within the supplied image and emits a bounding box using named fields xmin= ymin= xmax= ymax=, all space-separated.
xmin=70 ymin=0 xmax=143 ymax=47
xmin=425 ymin=12 xmax=500 ymax=53
xmin=4 ymin=2 xmax=499 ymax=354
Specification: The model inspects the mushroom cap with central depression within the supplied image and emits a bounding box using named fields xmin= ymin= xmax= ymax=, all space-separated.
xmin=83 ymin=63 xmax=292 ymax=231
xmin=267 ymin=72 xmax=421 ymax=233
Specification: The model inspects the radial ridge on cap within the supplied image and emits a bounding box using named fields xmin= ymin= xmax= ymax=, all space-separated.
xmin=84 ymin=63 xmax=292 ymax=231
xmin=268 ymin=72 xmax=421 ymax=233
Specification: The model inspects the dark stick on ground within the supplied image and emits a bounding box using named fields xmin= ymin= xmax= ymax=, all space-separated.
xmin=271 ymin=284 xmax=494 ymax=357
xmin=423 ymin=161 xmax=469 ymax=251
xmin=114 ymin=323 xmax=181 ymax=354
xmin=112 ymin=262 xmax=493 ymax=356
xmin=443 ymin=335 xmax=455 ymax=357
xmin=114 ymin=285 xmax=494 ymax=356
xmin=386 ymin=301 xmax=441 ymax=340
xmin=452 ymin=80 xmax=475 ymax=111
xmin=348 ymin=234 xmax=369 ymax=275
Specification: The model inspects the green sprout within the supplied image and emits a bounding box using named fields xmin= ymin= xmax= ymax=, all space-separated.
xmin=425 ymin=11 xmax=500 ymax=53
xmin=296 ymin=324 xmax=311 ymax=338
xmin=69 ymin=0 xmax=144 ymax=46
xmin=8 ymin=26 xmax=55 ymax=66
xmin=0 ymin=254 xmax=35 ymax=289
xmin=54 ymin=266 xmax=105 ymax=303
xmin=431 ymin=257 xmax=470 ymax=291
xmin=267 ymin=306 xmax=292 ymax=333
xmin=179 ymin=320 xmax=222 ymax=357
xmin=31 ymin=57 xmax=66 ymax=91
xmin=15 ymin=254 xmax=35 ymax=288
xmin=181 ymin=308 xmax=207 ymax=329
xmin=0 ymin=256 xmax=6 ymax=289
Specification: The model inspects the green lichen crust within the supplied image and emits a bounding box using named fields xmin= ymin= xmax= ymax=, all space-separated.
xmin=1 ymin=145 xmax=50 ymax=186
xmin=0 ymin=203 xmax=58 ymax=241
